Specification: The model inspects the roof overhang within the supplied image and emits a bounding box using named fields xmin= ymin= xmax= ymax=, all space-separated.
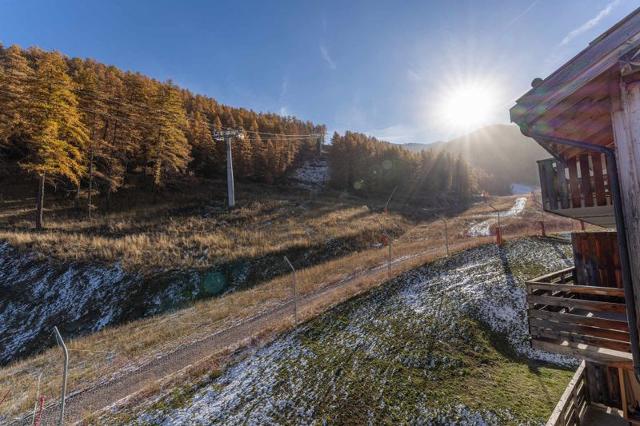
xmin=510 ymin=7 xmax=640 ymax=159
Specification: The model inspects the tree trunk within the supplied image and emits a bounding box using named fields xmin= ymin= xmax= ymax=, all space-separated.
xmin=88 ymin=140 xmax=94 ymax=219
xmin=105 ymin=189 xmax=111 ymax=212
xmin=74 ymin=183 xmax=81 ymax=209
xmin=35 ymin=173 xmax=45 ymax=230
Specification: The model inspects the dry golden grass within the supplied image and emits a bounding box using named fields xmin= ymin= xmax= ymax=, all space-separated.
xmin=0 ymin=192 xmax=583 ymax=420
xmin=0 ymin=183 xmax=410 ymax=270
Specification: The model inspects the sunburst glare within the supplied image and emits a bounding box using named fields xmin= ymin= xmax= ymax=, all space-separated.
xmin=435 ymin=79 xmax=501 ymax=134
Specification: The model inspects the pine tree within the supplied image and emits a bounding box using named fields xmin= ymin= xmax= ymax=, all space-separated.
xmin=188 ymin=110 xmax=216 ymax=176
xmin=22 ymin=51 xmax=89 ymax=229
xmin=146 ymin=82 xmax=190 ymax=188
xmin=0 ymin=45 xmax=35 ymax=142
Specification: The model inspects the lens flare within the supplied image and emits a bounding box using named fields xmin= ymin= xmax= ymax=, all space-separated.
xmin=435 ymin=80 xmax=500 ymax=133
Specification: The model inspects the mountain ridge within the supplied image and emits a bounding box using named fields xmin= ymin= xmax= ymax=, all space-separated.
xmin=402 ymin=124 xmax=549 ymax=194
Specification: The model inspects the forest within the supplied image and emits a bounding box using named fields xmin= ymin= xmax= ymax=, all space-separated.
xmin=0 ymin=44 xmax=325 ymax=225
xmin=329 ymin=131 xmax=475 ymax=204
xmin=0 ymin=44 xmax=474 ymax=228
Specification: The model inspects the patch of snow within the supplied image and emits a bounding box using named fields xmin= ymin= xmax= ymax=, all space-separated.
xmin=0 ymin=242 xmax=205 ymax=364
xmin=291 ymin=158 xmax=328 ymax=189
xmin=467 ymin=197 xmax=527 ymax=237
xmin=135 ymin=237 xmax=576 ymax=424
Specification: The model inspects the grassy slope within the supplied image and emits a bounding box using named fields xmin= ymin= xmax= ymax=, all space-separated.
xmin=0 ymin=188 xmax=581 ymax=421
xmin=0 ymin=179 xmax=409 ymax=271
xmin=108 ymin=237 xmax=576 ymax=425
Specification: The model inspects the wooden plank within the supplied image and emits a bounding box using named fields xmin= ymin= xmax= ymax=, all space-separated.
xmin=567 ymin=157 xmax=581 ymax=208
xmin=529 ymin=308 xmax=629 ymax=331
xmin=538 ymin=160 xmax=551 ymax=210
xmin=579 ymin=154 xmax=595 ymax=207
xmin=558 ymin=161 xmax=571 ymax=210
xmin=612 ymin=86 xmax=640 ymax=350
xmin=619 ymin=368 xmax=629 ymax=420
xmin=543 ymin=160 xmax=559 ymax=210
xmin=530 ymin=317 xmax=630 ymax=342
xmin=526 ymin=267 xmax=576 ymax=284
xmin=531 ymin=327 xmax=631 ymax=352
xmin=528 ymin=295 xmax=627 ymax=313
xmin=592 ymin=153 xmax=607 ymax=206
xmin=526 ymin=282 xmax=625 ymax=297
xmin=532 ymin=339 xmax=633 ymax=367
xmin=547 ymin=360 xmax=586 ymax=426
xmin=510 ymin=9 xmax=640 ymax=124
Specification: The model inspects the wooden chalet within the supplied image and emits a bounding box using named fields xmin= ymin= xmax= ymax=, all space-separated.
xmin=511 ymin=7 xmax=640 ymax=425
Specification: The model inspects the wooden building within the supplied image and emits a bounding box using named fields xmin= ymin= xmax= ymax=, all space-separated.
xmin=511 ymin=7 xmax=640 ymax=425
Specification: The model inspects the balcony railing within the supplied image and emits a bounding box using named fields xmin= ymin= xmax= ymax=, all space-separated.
xmin=537 ymin=154 xmax=615 ymax=227
xmin=526 ymin=267 xmax=631 ymax=364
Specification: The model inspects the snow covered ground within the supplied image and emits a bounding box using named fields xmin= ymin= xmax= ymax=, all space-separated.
xmin=0 ymin=242 xmax=211 ymax=364
xmin=467 ymin=197 xmax=528 ymax=237
xmin=134 ymin=237 xmax=575 ymax=425
xmin=291 ymin=157 xmax=329 ymax=189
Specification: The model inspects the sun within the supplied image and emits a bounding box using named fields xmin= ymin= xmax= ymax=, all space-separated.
xmin=436 ymin=80 xmax=500 ymax=133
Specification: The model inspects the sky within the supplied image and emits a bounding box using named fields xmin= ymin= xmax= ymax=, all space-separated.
xmin=0 ymin=0 xmax=638 ymax=144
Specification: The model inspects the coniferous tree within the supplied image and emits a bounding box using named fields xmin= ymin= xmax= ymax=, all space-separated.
xmin=188 ymin=110 xmax=216 ymax=176
xmin=23 ymin=51 xmax=89 ymax=229
xmin=146 ymin=82 xmax=190 ymax=188
xmin=0 ymin=45 xmax=35 ymax=144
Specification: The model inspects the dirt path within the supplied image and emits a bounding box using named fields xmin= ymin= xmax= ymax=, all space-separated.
xmin=17 ymin=242 xmax=453 ymax=425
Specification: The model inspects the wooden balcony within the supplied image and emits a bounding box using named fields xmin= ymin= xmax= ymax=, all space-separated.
xmin=526 ymin=267 xmax=632 ymax=367
xmin=537 ymin=153 xmax=615 ymax=228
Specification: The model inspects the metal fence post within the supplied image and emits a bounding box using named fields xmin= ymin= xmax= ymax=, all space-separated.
xmin=53 ymin=326 xmax=68 ymax=426
xmin=32 ymin=373 xmax=42 ymax=426
xmin=284 ymin=256 xmax=298 ymax=326
xmin=387 ymin=238 xmax=392 ymax=279
xmin=441 ymin=217 xmax=450 ymax=257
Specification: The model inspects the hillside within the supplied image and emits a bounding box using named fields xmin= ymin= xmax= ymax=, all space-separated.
xmin=105 ymin=237 xmax=576 ymax=424
xmin=403 ymin=124 xmax=549 ymax=194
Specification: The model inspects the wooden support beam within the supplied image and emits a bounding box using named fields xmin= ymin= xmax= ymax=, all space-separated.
xmin=592 ymin=153 xmax=608 ymax=206
xmin=526 ymin=282 xmax=625 ymax=297
xmin=530 ymin=317 xmax=630 ymax=342
xmin=579 ymin=154 xmax=595 ymax=207
xmin=529 ymin=309 xmax=629 ymax=331
xmin=528 ymin=295 xmax=627 ymax=313
xmin=532 ymin=327 xmax=631 ymax=352
xmin=612 ymin=77 xmax=640 ymax=348
xmin=532 ymin=339 xmax=633 ymax=368
xmin=567 ymin=158 xmax=581 ymax=208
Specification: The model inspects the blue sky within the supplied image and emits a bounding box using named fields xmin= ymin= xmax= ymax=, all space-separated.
xmin=0 ymin=0 xmax=637 ymax=143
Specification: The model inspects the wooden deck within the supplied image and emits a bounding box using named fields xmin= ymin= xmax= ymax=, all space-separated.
xmin=537 ymin=156 xmax=615 ymax=228
xmin=526 ymin=267 xmax=632 ymax=366
xmin=547 ymin=360 xmax=630 ymax=426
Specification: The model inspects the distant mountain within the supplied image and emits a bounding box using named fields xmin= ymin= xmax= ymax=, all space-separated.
xmin=402 ymin=124 xmax=549 ymax=194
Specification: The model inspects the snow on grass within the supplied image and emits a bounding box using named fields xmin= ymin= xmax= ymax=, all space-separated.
xmin=399 ymin=237 xmax=575 ymax=365
xmin=134 ymin=237 xmax=576 ymax=425
xmin=467 ymin=197 xmax=528 ymax=237
xmin=0 ymin=242 xmax=203 ymax=364
xmin=291 ymin=158 xmax=328 ymax=189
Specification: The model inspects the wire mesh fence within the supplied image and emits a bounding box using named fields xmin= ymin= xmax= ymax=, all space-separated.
xmin=1 ymin=193 xmax=583 ymax=425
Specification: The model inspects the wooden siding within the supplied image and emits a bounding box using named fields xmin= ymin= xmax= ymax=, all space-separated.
xmin=572 ymin=232 xmax=622 ymax=289
xmin=538 ymin=156 xmax=615 ymax=227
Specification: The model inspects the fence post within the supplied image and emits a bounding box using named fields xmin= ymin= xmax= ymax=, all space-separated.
xmin=387 ymin=238 xmax=392 ymax=279
xmin=441 ymin=218 xmax=450 ymax=257
xmin=53 ymin=326 xmax=68 ymax=426
xmin=33 ymin=396 xmax=45 ymax=426
xmin=32 ymin=373 xmax=42 ymax=426
xmin=283 ymin=256 xmax=298 ymax=326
